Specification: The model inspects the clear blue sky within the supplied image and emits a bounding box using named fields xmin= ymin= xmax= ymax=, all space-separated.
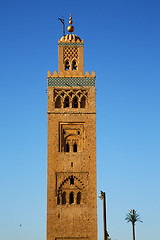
xmin=0 ymin=0 xmax=160 ymax=240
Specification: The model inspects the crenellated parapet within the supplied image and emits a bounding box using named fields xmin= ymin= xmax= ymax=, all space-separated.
xmin=47 ymin=71 xmax=95 ymax=87
xmin=47 ymin=70 xmax=95 ymax=78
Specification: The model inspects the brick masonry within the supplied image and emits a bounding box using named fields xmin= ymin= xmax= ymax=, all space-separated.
xmin=47 ymin=33 xmax=97 ymax=240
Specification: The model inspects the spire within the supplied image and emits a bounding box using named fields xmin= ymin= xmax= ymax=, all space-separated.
xmin=67 ymin=14 xmax=74 ymax=33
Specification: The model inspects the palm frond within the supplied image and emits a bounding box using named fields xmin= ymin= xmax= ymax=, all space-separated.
xmin=125 ymin=209 xmax=142 ymax=224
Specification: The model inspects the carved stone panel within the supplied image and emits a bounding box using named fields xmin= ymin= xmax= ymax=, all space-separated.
xmin=60 ymin=123 xmax=84 ymax=152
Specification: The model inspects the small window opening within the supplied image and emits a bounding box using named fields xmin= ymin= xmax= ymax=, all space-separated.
xmin=72 ymin=60 xmax=77 ymax=70
xmin=73 ymin=142 xmax=77 ymax=152
xmin=65 ymin=60 xmax=70 ymax=70
xmin=71 ymin=162 xmax=73 ymax=167
xmin=70 ymin=175 xmax=74 ymax=185
xmin=63 ymin=130 xmax=65 ymax=134
xmin=55 ymin=96 xmax=61 ymax=108
xmin=62 ymin=192 xmax=66 ymax=204
xmin=77 ymin=192 xmax=81 ymax=204
xmin=57 ymin=195 xmax=60 ymax=205
xmin=58 ymin=213 xmax=60 ymax=218
xmin=77 ymin=131 xmax=80 ymax=135
xmin=66 ymin=143 xmax=69 ymax=152
xmin=64 ymin=97 xmax=69 ymax=108
xmin=72 ymin=97 xmax=78 ymax=108
xmin=80 ymin=96 xmax=86 ymax=108
xmin=69 ymin=192 xmax=74 ymax=204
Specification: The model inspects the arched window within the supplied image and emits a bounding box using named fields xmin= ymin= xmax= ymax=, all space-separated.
xmin=73 ymin=142 xmax=77 ymax=152
xmin=57 ymin=194 xmax=60 ymax=205
xmin=72 ymin=60 xmax=77 ymax=70
xmin=70 ymin=175 xmax=74 ymax=185
xmin=55 ymin=96 xmax=61 ymax=108
xmin=66 ymin=143 xmax=69 ymax=152
xmin=69 ymin=192 xmax=74 ymax=204
xmin=77 ymin=192 xmax=81 ymax=204
xmin=62 ymin=192 xmax=66 ymax=205
xmin=80 ymin=96 xmax=86 ymax=108
xmin=65 ymin=60 xmax=70 ymax=70
xmin=72 ymin=96 xmax=78 ymax=108
xmin=64 ymin=96 xmax=69 ymax=108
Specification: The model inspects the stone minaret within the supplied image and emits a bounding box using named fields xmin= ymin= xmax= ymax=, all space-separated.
xmin=47 ymin=15 xmax=97 ymax=240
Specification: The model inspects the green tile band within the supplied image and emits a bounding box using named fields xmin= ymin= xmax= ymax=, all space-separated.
xmin=58 ymin=42 xmax=84 ymax=46
xmin=47 ymin=77 xmax=95 ymax=87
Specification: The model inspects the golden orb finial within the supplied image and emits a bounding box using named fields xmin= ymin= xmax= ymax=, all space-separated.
xmin=67 ymin=14 xmax=74 ymax=33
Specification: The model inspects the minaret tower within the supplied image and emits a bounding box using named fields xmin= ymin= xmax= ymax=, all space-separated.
xmin=47 ymin=15 xmax=97 ymax=240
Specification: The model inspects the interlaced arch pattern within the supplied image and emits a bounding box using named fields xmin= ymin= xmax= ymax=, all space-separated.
xmin=54 ymin=89 xmax=88 ymax=108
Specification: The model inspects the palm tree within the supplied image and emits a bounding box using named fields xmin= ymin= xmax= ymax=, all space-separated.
xmin=125 ymin=209 xmax=142 ymax=240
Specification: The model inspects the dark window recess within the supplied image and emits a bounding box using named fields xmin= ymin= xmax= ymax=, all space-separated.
xmin=72 ymin=60 xmax=77 ymax=70
xmin=72 ymin=97 xmax=78 ymax=108
xmin=77 ymin=131 xmax=80 ymax=135
xmin=64 ymin=97 xmax=69 ymax=108
xmin=77 ymin=192 xmax=81 ymax=204
xmin=66 ymin=143 xmax=69 ymax=152
xmin=65 ymin=60 xmax=70 ymax=70
xmin=73 ymin=142 xmax=77 ymax=152
xmin=71 ymin=162 xmax=73 ymax=167
xmin=80 ymin=96 xmax=86 ymax=108
xmin=69 ymin=192 xmax=74 ymax=204
xmin=57 ymin=195 xmax=60 ymax=205
xmin=63 ymin=130 xmax=65 ymax=134
xmin=55 ymin=97 xmax=61 ymax=108
xmin=62 ymin=192 xmax=66 ymax=204
xmin=58 ymin=214 xmax=60 ymax=218
xmin=70 ymin=175 xmax=74 ymax=185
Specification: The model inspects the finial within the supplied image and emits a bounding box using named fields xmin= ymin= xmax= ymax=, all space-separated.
xmin=67 ymin=14 xmax=74 ymax=33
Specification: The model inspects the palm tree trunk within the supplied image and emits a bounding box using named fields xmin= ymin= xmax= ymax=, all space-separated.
xmin=132 ymin=222 xmax=135 ymax=240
